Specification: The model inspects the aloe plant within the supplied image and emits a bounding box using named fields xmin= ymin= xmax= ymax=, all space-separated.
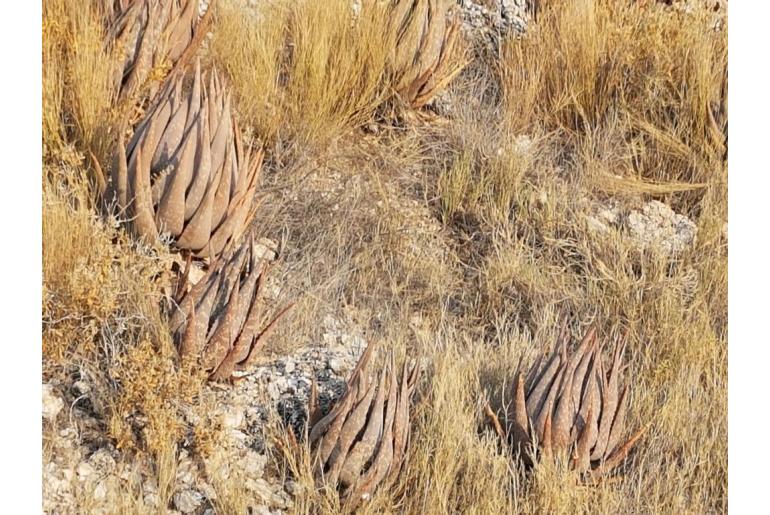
xmin=308 ymin=344 xmax=419 ymax=509
xmin=170 ymin=235 xmax=292 ymax=380
xmin=488 ymin=325 xmax=646 ymax=475
xmin=109 ymin=60 xmax=262 ymax=259
xmin=388 ymin=0 xmax=466 ymax=108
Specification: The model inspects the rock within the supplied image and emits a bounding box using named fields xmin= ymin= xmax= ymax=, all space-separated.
xmin=142 ymin=477 xmax=158 ymax=496
xmin=248 ymin=478 xmax=292 ymax=510
xmin=72 ymin=380 xmax=91 ymax=395
xmin=88 ymin=449 xmax=116 ymax=475
xmin=283 ymin=359 xmax=296 ymax=374
xmin=59 ymin=427 xmax=77 ymax=439
xmin=143 ymin=493 xmax=160 ymax=508
xmin=270 ymin=490 xmax=293 ymax=510
xmin=501 ymin=0 xmax=530 ymax=32
xmin=328 ymin=357 xmax=347 ymax=375
xmin=198 ymin=0 xmax=210 ymax=17
xmin=42 ymin=384 xmax=64 ymax=422
xmin=226 ymin=429 xmax=249 ymax=445
xmin=285 ymin=480 xmax=302 ymax=497
xmin=173 ymin=490 xmax=203 ymax=514
xmin=175 ymin=454 xmax=197 ymax=486
xmin=248 ymin=478 xmax=274 ymax=501
xmin=512 ymin=134 xmax=533 ymax=155
xmin=240 ymin=450 xmax=267 ymax=479
xmin=251 ymin=506 xmax=272 ymax=515
xmin=267 ymin=377 xmax=288 ymax=400
xmin=93 ymin=480 xmax=107 ymax=501
xmin=627 ymin=201 xmax=697 ymax=257
xmin=459 ymin=0 xmax=531 ymax=45
xmin=587 ymin=200 xmax=697 ymax=258
xmin=199 ymin=481 xmax=217 ymax=501
xmin=76 ymin=462 xmax=95 ymax=481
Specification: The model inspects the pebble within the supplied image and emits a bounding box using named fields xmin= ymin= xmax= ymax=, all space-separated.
xmin=143 ymin=493 xmax=160 ymax=508
xmin=248 ymin=478 xmax=274 ymax=501
xmin=222 ymin=405 xmax=244 ymax=429
xmin=241 ymin=450 xmax=267 ymax=479
xmin=42 ymin=384 xmax=64 ymax=422
xmin=328 ymin=357 xmax=347 ymax=374
xmin=173 ymin=490 xmax=203 ymax=514
xmin=76 ymin=462 xmax=95 ymax=481
xmin=88 ymin=449 xmax=116 ymax=474
xmin=285 ymin=480 xmax=302 ymax=496
xmin=94 ymin=480 xmax=107 ymax=501
xmin=73 ymin=380 xmax=91 ymax=395
xmin=271 ymin=490 xmax=293 ymax=510
xmin=267 ymin=377 xmax=288 ymax=400
xmin=227 ymin=429 xmax=249 ymax=444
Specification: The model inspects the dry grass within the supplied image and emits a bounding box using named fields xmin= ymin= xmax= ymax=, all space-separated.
xmin=210 ymin=0 xmax=393 ymax=151
xmin=42 ymin=0 xmax=727 ymax=513
xmin=42 ymin=0 xmax=119 ymax=165
xmin=500 ymin=0 xmax=726 ymax=198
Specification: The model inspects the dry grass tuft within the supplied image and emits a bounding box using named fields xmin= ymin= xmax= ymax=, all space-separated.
xmin=500 ymin=0 xmax=727 ymax=199
xmin=43 ymin=0 xmax=120 ymax=164
xmin=210 ymin=0 xmax=393 ymax=150
xmin=43 ymin=165 xmax=205 ymax=509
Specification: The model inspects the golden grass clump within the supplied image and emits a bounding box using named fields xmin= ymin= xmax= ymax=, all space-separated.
xmin=500 ymin=0 xmax=727 ymax=195
xmin=110 ymin=61 xmax=263 ymax=258
xmin=210 ymin=0 xmax=393 ymax=148
xmin=398 ymin=337 xmax=518 ymax=514
xmin=43 ymin=0 xmax=120 ymax=163
xmin=43 ymin=169 xmax=121 ymax=364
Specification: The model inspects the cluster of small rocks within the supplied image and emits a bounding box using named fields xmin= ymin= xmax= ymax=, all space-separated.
xmin=458 ymin=0 xmax=532 ymax=44
xmin=586 ymin=199 xmax=698 ymax=258
xmin=43 ymin=384 xmax=131 ymax=514
xmin=220 ymin=314 xmax=368 ymax=437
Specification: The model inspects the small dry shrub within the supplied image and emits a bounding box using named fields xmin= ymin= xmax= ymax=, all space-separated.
xmin=43 ymin=166 xmax=206 ymax=506
xmin=43 ymin=168 xmax=121 ymax=364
